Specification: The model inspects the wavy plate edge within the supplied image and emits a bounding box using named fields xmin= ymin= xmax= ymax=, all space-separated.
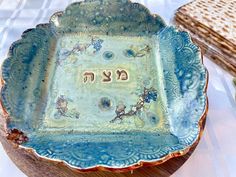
xmin=0 ymin=0 xmax=209 ymax=173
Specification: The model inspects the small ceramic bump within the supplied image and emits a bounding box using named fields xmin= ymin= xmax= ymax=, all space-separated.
xmin=33 ymin=88 xmax=41 ymax=97
xmin=181 ymin=120 xmax=190 ymax=128
xmin=80 ymin=11 xmax=85 ymax=15
xmin=147 ymin=112 xmax=160 ymax=125
xmin=103 ymin=51 xmax=114 ymax=60
xmin=143 ymin=77 xmax=151 ymax=87
xmin=92 ymin=19 xmax=97 ymax=24
xmin=66 ymin=10 xmax=71 ymax=15
xmin=99 ymin=97 xmax=112 ymax=111
xmin=101 ymin=154 xmax=109 ymax=161
xmin=124 ymin=49 xmax=135 ymax=58
xmin=186 ymin=73 xmax=192 ymax=78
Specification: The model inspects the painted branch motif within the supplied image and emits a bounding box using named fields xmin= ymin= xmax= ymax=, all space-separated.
xmin=124 ymin=45 xmax=151 ymax=58
xmin=110 ymin=87 xmax=158 ymax=123
xmin=55 ymin=95 xmax=80 ymax=119
xmin=56 ymin=36 xmax=104 ymax=65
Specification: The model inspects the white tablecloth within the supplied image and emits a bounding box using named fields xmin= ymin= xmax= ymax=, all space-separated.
xmin=0 ymin=1 xmax=236 ymax=177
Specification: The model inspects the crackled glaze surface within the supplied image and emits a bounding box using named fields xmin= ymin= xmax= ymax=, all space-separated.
xmin=43 ymin=34 xmax=168 ymax=133
xmin=1 ymin=0 xmax=207 ymax=171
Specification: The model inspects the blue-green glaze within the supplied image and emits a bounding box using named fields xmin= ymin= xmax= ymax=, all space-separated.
xmin=1 ymin=0 xmax=207 ymax=171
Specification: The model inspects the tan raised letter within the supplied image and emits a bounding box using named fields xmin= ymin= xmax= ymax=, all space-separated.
xmin=116 ymin=69 xmax=128 ymax=81
xmin=83 ymin=72 xmax=95 ymax=83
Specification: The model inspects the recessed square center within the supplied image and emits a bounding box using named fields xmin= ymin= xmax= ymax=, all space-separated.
xmin=42 ymin=34 xmax=169 ymax=133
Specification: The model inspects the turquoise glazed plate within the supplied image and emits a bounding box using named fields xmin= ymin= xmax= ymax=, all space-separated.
xmin=1 ymin=0 xmax=208 ymax=172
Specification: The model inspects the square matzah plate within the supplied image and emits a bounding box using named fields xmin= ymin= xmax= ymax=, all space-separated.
xmin=0 ymin=0 xmax=208 ymax=172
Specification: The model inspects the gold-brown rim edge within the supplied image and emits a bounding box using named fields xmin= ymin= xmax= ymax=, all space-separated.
xmin=0 ymin=0 xmax=209 ymax=173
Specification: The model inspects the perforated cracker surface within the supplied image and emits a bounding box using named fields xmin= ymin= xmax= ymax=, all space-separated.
xmin=179 ymin=0 xmax=236 ymax=45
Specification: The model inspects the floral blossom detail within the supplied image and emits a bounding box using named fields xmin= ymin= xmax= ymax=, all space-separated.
xmin=56 ymin=95 xmax=68 ymax=116
xmin=144 ymin=89 xmax=158 ymax=103
xmin=56 ymin=36 xmax=104 ymax=65
xmin=110 ymin=87 xmax=158 ymax=123
xmin=91 ymin=38 xmax=104 ymax=52
xmin=55 ymin=95 xmax=80 ymax=119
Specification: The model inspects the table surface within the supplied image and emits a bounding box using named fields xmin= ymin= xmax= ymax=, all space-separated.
xmin=0 ymin=0 xmax=236 ymax=177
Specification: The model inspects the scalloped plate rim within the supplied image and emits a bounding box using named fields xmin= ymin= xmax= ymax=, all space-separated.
xmin=0 ymin=0 xmax=209 ymax=173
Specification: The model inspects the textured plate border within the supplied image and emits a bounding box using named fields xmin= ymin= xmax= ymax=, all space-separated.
xmin=0 ymin=0 xmax=209 ymax=173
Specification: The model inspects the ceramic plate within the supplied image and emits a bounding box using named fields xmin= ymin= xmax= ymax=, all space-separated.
xmin=1 ymin=0 xmax=208 ymax=172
